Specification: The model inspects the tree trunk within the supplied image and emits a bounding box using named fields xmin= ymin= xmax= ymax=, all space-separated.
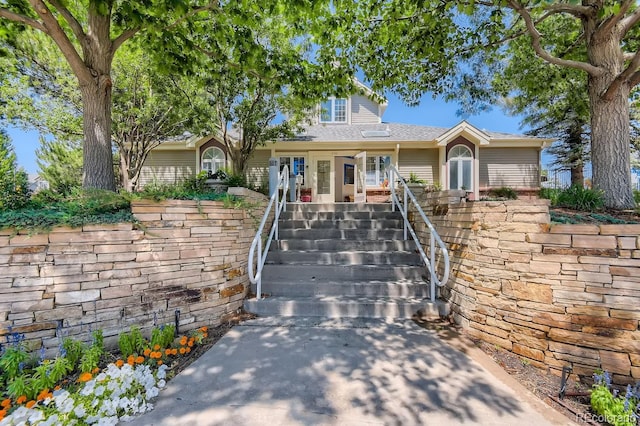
xmin=119 ymin=150 xmax=133 ymax=192
xmin=567 ymin=126 xmax=584 ymax=187
xmin=80 ymin=81 xmax=116 ymax=190
xmin=586 ymin=22 xmax=634 ymax=209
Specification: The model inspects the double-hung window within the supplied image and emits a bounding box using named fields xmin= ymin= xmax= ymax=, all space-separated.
xmin=320 ymin=98 xmax=347 ymax=123
xmin=366 ymin=155 xmax=391 ymax=187
xmin=279 ymin=156 xmax=306 ymax=185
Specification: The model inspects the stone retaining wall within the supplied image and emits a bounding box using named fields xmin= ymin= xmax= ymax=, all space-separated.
xmin=0 ymin=195 xmax=266 ymax=355
xmin=411 ymin=191 xmax=640 ymax=384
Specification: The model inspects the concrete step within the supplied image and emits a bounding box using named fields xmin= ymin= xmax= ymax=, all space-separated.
xmin=286 ymin=203 xmax=391 ymax=212
xmin=261 ymin=264 xmax=426 ymax=282
xmin=273 ymin=239 xmax=416 ymax=251
xmin=251 ymin=280 xmax=430 ymax=298
xmin=278 ymin=219 xmax=403 ymax=230
xmin=280 ymin=211 xmax=402 ymax=221
xmin=278 ymin=228 xmax=405 ymax=240
xmin=244 ymin=295 xmax=427 ymax=319
xmin=265 ymin=250 xmax=421 ymax=266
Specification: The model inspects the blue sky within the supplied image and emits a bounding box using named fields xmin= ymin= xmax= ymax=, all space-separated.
xmin=7 ymin=91 xmax=532 ymax=175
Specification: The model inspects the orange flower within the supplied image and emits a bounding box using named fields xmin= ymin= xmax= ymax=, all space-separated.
xmin=16 ymin=395 xmax=27 ymax=405
xmin=78 ymin=372 xmax=93 ymax=382
xmin=127 ymin=355 xmax=135 ymax=366
xmin=187 ymin=340 xmax=194 ymax=347
xmin=25 ymin=400 xmax=36 ymax=408
xmin=153 ymin=344 xmax=161 ymax=351
xmin=135 ymin=356 xmax=145 ymax=364
xmin=157 ymin=360 xmax=163 ymax=366
xmin=92 ymin=367 xmax=100 ymax=374
xmin=0 ymin=399 xmax=10 ymax=408
xmin=202 ymin=332 xmax=208 ymax=339
xmin=200 ymin=326 xmax=208 ymax=332
xmin=171 ymin=348 xmax=178 ymax=356
xmin=179 ymin=336 xmax=187 ymax=346
xmin=37 ymin=388 xmax=50 ymax=401
xmin=165 ymin=349 xmax=172 ymax=356
xmin=143 ymin=348 xmax=151 ymax=357
xmin=54 ymin=385 xmax=62 ymax=391
xmin=115 ymin=359 xmax=124 ymax=368
xmin=0 ymin=409 xmax=6 ymax=421
xmin=185 ymin=347 xmax=191 ymax=353
xmin=179 ymin=347 xmax=186 ymax=355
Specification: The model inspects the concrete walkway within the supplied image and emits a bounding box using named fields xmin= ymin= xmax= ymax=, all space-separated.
xmin=127 ymin=318 xmax=574 ymax=426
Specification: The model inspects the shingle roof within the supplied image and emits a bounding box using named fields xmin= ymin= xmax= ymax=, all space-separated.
xmin=289 ymin=122 xmax=527 ymax=142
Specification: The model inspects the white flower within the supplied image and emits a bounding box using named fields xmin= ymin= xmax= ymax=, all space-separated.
xmin=94 ymin=385 xmax=105 ymax=397
xmin=145 ymin=386 xmax=159 ymax=399
xmin=156 ymin=364 xmax=168 ymax=380
xmin=157 ymin=379 xmax=166 ymax=388
xmin=96 ymin=372 xmax=107 ymax=382
xmin=28 ymin=409 xmax=44 ymax=423
xmin=86 ymin=414 xmax=100 ymax=424
xmin=74 ymin=405 xmax=86 ymax=418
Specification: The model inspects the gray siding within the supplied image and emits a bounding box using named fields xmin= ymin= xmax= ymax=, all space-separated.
xmin=398 ymin=149 xmax=439 ymax=184
xmin=350 ymin=95 xmax=380 ymax=124
xmin=479 ymin=147 xmax=539 ymax=189
xmin=139 ymin=150 xmax=195 ymax=188
xmin=246 ymin=149 xmax=270 ymax=189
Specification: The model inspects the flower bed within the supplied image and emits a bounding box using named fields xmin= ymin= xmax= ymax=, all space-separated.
xmin=0 ymin=324 xmax=209 ymax=425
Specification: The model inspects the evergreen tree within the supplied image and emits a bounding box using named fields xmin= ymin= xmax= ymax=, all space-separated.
xmin=0 ymin=130 xmax=30 ymax=210
xmin=36 ymin=137 xmax=82 ymax=196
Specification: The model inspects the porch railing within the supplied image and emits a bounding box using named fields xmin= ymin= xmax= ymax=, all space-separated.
xmin=248 ymin=165 xmax=289 ymax=300
xmin=388 ymin=166 xmax=450 ymax=302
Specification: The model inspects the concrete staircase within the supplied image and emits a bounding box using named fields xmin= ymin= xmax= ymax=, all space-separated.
xmin=244 ymin=203 xmax=441 ymax=319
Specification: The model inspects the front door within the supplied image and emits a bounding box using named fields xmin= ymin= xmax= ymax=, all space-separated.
xmin=314 ymin=156 xmax=334 ymax=203
xmin=354 ymin=151 xmax=366 ymax=203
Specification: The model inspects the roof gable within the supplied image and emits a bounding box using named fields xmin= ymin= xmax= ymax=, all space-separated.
xmin=436 ymin=121 xmax=490 ymax=146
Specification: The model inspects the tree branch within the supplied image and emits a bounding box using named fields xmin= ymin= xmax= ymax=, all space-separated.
xmin=597 ymin=0 xmax=633 ymax=37
xmin=507 ymin=0 xmax=603 ymax=76
xmin=605 ymin=48 xmax=640 ymax=99
xmin=46 ymin=0 xmax=86 ymax=43
xmin=27 ymin=0 xmax=93 ymax=83
xmin=620 ymin=7 xmax=640 ymax=37
xmin=0 ymin=7 xmax=47 ymax=32
xmin=629 ymin=70 xmax=640 ymax=89
xmin=112 ymin=28 xmax=139 ymax=53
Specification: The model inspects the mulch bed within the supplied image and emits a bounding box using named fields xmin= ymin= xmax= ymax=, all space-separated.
xmin=550 ymin=207 xmax=640 ymax=225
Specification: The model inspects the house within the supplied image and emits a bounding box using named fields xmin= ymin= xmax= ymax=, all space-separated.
xmin=139 ymin=83 xmax=550 ymax=201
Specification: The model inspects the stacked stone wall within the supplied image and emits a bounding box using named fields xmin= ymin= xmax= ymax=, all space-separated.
xmin=0 ymin=196 xmax=266 ymax=355
xmin=411 ymin=191 xmax=640 ymax=384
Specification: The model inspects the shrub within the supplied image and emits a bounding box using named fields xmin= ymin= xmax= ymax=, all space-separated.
xmin=0 ymin=189 xmax=134 ymax=232
xmin=591 ymin=371 xmax=639 ymax=426
xmin=407 ymin=172 xmax=426 ymax=184
xmin=556 ymin=185 xmax=604 ymax=211
xmin=225 ymin=173 xmax=247 ymax=188
xmin=538 ymin=187 xmax=561 ymax=204
xmin=634 ymin=189 xmax=640 ymax=206
xmin=488 ymin=186 xmax=518 ymax=200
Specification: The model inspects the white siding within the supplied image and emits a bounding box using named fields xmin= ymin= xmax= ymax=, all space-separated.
xmin=350 ymin=95 xmax=380 ymax=124
xmin=138 ymin=150 xmax=195 ymax=188
xmin=398 ymin=149 xmax=439 ymax=184
xmin=246 ymin=149 xmax=270 ymax=189
xmin=479 ymin=147 xmax=539 ymax=189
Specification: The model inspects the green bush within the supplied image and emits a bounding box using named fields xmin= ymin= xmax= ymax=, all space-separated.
xmin=591 ymin=371 xmax=639 ymax=426
xmin=538 ymin=187 xmax=561 ymax=205
xmin=556 ymin=185 xmax=604 ymax=211
xmin=0 ymin=189 xmax=134 ymax=232
xmin=634 ymin=189 xmax=640 ymax=206
xmin=488 ymin=186 xmax=518 ymax=200
xmin=225 ymin=173 xmax=247 ymax=188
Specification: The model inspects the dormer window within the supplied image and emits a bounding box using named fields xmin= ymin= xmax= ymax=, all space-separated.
xmin=320 ymin=98 xmax=347 ymax=123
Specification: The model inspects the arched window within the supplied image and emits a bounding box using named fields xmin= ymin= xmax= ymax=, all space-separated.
xmin=448 ymin=145 xmax=473 ymax=190
xmin=201 ymin=147 xmax=225 ymax=174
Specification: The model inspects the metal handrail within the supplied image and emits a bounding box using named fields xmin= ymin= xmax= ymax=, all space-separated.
xmin=388 ymin=166 xmax=450 ymax=302
xmin=248 ymin=165 xmax=289 ymax=300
